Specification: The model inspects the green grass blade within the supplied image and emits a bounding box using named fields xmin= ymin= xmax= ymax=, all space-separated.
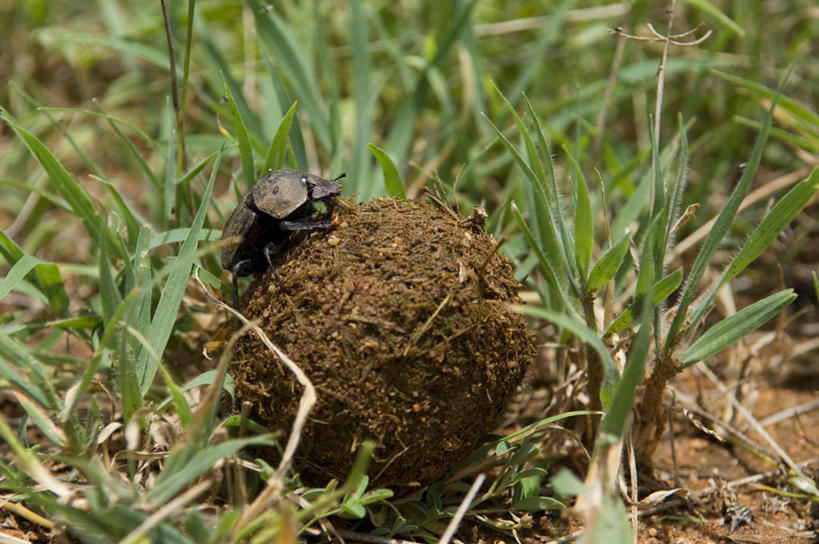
xmin=348 ymin=0 xmax=373 ymax=198
xmin=510 ymin=203 xmax=574 ymax=315
xmin=97 ymin=248 xmax=120 ymax=322
xmin=39 ymin=107 xmax=154 ymax=143
xmin=42 ymin=29 xmax=172 ymax=70
xmin=663 ymin=115 xmax=689 ymax=257
xmin=679 ymin=290 xmax=796 ymax=367
xmin=664 ymin=72 xmax=787 ymax=350
xmin=711 ymin=70 xmax=819 ymax=139
xmin=149 ymin=228 xmax=222 ymax=250
xmin=564 ymin=148 xmax=593 ymax=279
xmin=368 ymin=144 xmax=405 ymax=199
xmin=223 ymin=77 xmax=256 ymax=190
xmin=264 ymin=100 xmax=298 ymax=171
xmin=491 ymin=83 xmax=572 ymax=282
xmin=259 ymin=47 xmax=308 ymax=169
xmin=148 ymin=435 xmax=274 ymax=504
xmin=248 ymin=0 xmax=332 ymax=151
xmin=648 ymin=115 xmax=665 ymax=220
xmin=687 ymin=167 xmax=819 ymax=330
xmin=605 ymin=268 xmax=683 ymax=336
xmin=125 ymin=324 xmax=191 ymax=427
xmin=36 ymin=107 xmax=105 ymax=180
xmin=723 ymin=167 xmax=819 ymax=282
xmin=814 ymin=271 xmax=819 ymax=303
xmin=587 ymin=234 xmax=630 ymax=292
xmin=0 ymin=255 xmax=42 ymax=301
xmin=684 ymin=0 xmax=745 ymax=36
xmin=522 ymin=94 xmax=574 ymax=267
xmin=0 ymin=230 xmax=69 ymax=315
xmin=0 ymin=333 xmax=49 ymax=407
xmin=92 ymin=102 xmax=162 ymax=193
xmin=0 ymin=179 xmax=70 ymax=213
xmin=163 ymin=101 xmax=178 ymax=227
xmin=138 ymin=150 xmax=221 ymax=395
xmin=201 ymin=35 xmax=265 ymax=143
xmin=599 ymin=224 xmax=657 ymax=439
xmin=97 ymin=178 xmax=145 ymax=249
xmin=515 ymin=305 xmax=619 ymax=387
xmin=484 ymin=114 xmax=568 ymax=290
xmin=0 ymin=110 xmax=128 ymax=263
xmin=119 ymin=228 xmax=153 ymax=421
xmin=383 ymin=0 xmax=477 ymax=164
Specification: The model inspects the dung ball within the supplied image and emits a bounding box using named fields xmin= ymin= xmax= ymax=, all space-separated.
xmin=230 ymin=198 xmax=534 ymax=488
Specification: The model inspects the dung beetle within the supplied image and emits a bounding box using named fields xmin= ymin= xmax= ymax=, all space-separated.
xmin=221 ymin=168 xmax=343 ymax=309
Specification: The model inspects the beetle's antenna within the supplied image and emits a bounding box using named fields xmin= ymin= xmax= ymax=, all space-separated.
xmin=333 ymin=172 xmax=346 ymax=182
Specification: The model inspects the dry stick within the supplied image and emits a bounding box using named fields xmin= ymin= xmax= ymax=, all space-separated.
xmin=638 ymin=457 xmax=819 ymax=518
xmin=627 ymin=428 xmax=638 ymax=544
xmin=473 ymin=5 xmax=630 ymax=36
xmin=648 ymin=0 xmax=677 ymax=216
xmin=159 ymin=0 xmax=188 ymax=177
xmin=193 ymin=270 xmax=317 ymax=532
xmin=760 ymin=399 xmax=819 ymax=428
xmin=588 ymin=30 xmax=626 ymax=176
xmin=670 ymin=389 xmax=778 ymax=461
xmin=696 ymin=363 xmax=811 ymax=483
xmin=439 ymin=473 xmax=486 ymax=544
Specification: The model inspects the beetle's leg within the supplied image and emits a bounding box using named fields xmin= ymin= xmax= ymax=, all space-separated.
xmin=231 ymin=259 xmax=255 ymax=310
xmin=262 ymin=243 xmax=287 ymax=292
xmin=278 ymin=219 xmax=334 ymax=231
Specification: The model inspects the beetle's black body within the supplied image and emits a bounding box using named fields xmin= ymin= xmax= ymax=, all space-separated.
xmin=222 ymin=168 xmax=342 ymax=309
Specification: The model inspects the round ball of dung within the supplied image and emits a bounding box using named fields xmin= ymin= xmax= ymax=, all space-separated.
xmin=230 ymin=198 xmax=534 ymax=488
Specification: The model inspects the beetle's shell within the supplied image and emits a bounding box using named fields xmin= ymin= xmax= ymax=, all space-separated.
xmin=220 ymin=199 xmax=257 ymax=270
xmin=251 ymin=169 xmax=309 ymax=218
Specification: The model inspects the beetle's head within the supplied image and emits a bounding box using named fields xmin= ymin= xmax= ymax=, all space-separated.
xmin=305 ymin=172 xmax=343 ymax=202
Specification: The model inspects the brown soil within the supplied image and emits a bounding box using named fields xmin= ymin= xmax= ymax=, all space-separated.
xmin=230 ymin=198 xmax=535 ymax=489
xmin=460 ymin=361 xmax=819 ymax=543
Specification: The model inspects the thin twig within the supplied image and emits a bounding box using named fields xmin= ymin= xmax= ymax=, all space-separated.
xmin=649 ymin=0 xmax=677 ymax=215
xmin=159 ymin=0 xmax=179 ymax=114
xmin=697 ymin=364 xmax=811 ymax=482
xmin=439 ymin=473 xmax=486 ymax=544
xmin=760 ymin=399 xmax=819 ymax=428
xmin=627 ymin=429 xmax=638 ymax=544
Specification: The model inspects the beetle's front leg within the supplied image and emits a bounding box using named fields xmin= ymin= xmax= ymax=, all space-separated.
xmin=231 ymin=259 xmax=256 ymax=310
xmin=278 ymin=218 xmax=334 ymax=231
xmin=262 ymin=242 xmax=287 ymax=292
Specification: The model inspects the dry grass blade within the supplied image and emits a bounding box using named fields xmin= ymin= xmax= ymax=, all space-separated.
xmin=193 ymin=269 xmax=317 ymax=532
xmin=696 ymin=364 xmax=811 ymax=482
xmin=760 ymin=399 xmax=819 ymax=427
xmin=439 ymin=473 xmax=486 ymax=544
xmin=0 ymin=499 xmax=54 ymax=529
